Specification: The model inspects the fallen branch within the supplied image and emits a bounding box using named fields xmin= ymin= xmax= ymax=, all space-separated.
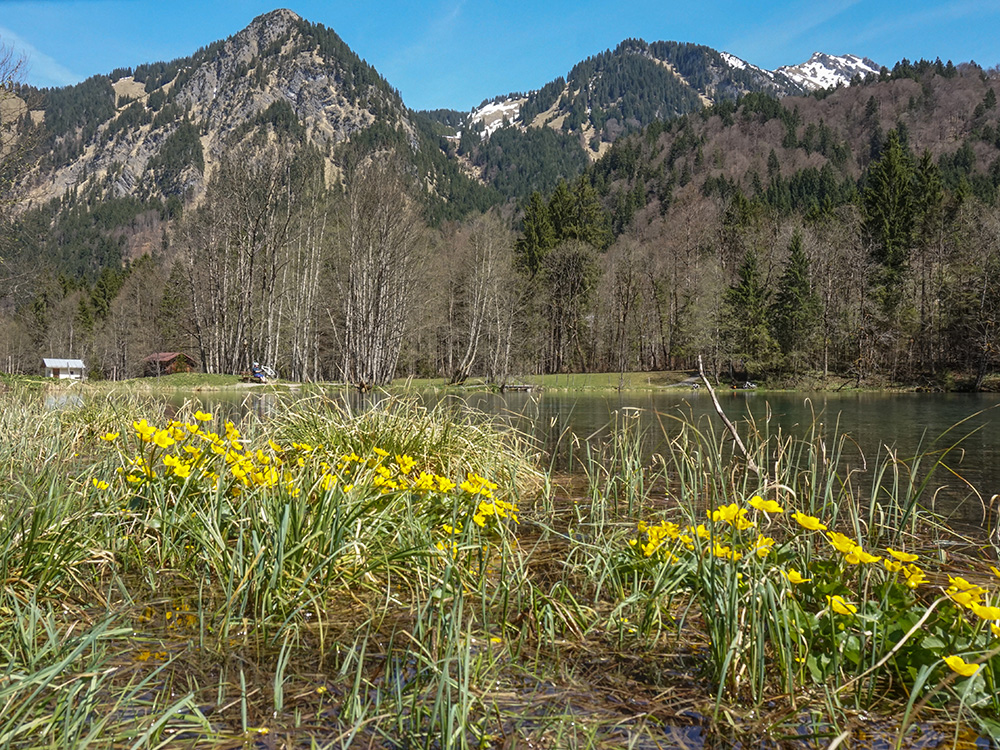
xmin=698 ymin=355 xmax=760 ymax=475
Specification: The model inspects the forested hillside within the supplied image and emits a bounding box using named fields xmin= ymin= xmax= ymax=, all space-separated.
xmin=554 ymin=58 xmax=1000 ymax=387
xmin=0 ymin=10 xmax=997 ymax=389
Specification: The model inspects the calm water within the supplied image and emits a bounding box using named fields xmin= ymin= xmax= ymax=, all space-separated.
xmin=167 ymin=388 xmax=1000 ymax=529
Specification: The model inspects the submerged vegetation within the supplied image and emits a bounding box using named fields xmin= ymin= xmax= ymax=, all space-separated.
xmin=2 ymin=386 xmax=999 ymax=748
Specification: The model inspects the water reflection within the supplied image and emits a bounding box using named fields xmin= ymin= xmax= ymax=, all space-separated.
xmin=44 ymin=391 xmax=85 ymax=410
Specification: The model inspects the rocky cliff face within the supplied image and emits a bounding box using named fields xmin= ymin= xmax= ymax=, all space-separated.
xmin=26 ymin=9 xmax=415 ymax=207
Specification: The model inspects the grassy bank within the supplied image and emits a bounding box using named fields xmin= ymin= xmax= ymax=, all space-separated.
xmin=395 ymin=371 xmax=694 ymax=391
xmin=2 ymin=386 xmax=999 ymax=747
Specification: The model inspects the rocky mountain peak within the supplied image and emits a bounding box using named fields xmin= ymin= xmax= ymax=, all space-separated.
xmin=776 ymin=52 xmax=881 ymax=90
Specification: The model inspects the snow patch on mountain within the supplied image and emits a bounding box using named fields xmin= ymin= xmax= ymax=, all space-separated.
xmin=468 ymin=98 xmax=523 ymax=138
xmin=720 ymin=52 xmax=747 ymax=71
xmin=776 ymin=53 xmax=880 ymax=91
xmin=720 ymin=51 xmax=775 ymax=80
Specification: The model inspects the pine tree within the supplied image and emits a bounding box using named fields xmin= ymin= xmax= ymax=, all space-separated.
xmin=863 ymin=129 xmax=914 ymax=311
xmin=547 ymin=180 xmax=574 ymax=241
xmin=724 ymin=248 xmax=779 ymax=377
xmin=514 ymin=191 xmax=555 ymax=276
xmin=771 ymin=231 xmax=820 ymax=373
xmin=567 ymin=177 xmax=611 ymax=249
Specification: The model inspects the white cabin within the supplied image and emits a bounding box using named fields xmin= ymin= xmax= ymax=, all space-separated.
xmin=43 ymin=358 xmax=86 ymax=380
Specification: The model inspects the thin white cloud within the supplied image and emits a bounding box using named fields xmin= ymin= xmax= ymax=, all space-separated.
xmin=0 ymin=24 xmax=80 ymax=87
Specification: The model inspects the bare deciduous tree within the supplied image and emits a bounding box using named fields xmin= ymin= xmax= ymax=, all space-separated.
xmin=180 ymin=141 xmax=297 ymax=374
xmin=330 ymin=155 xmax=423 ymax=388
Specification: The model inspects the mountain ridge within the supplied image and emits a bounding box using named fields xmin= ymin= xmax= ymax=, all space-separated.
xmin=17 ymin=8 xmax=885 ymax=214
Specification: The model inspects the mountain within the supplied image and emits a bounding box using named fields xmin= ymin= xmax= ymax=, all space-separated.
xmin=17 ymin=11 xmax=887 ymax=217
xmin=21 ymin=9 xmax=494 ymax=226
xmin=434 ymin=42 xmax=882 ymax=199
xmin=457 ymin=39 xmax=811 ymax=151
xmin=776 ymin=52 xmax=882 ymax=90
xmin=4 ymin=11 xmax=999 ymax=387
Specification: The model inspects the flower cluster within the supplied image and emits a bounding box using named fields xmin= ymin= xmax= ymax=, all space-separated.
xmin=97 ymin=414 xmax=496 ymax=503
xmin=628 ymin=494 xmax=1000 ymax=686
xmin=95 ymin=413 xmax=515 ymax=561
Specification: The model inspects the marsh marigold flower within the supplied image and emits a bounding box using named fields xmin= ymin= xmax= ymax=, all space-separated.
xmin=944 ymin=655 xmax=980 ymax=677
xmin=791 ymin=512 xmax=827 ymax=531
xmin=710 ymin=502 xmax=755 ymax=530
xmin=887 ymin=548 xmax=919 ymax=563
xmin=133 ymin=419 xmax=156 ymax=442
xmin=751 ymin=534 xmax=775 ymax=558
xmin=749 ymin=495 xmax=784 ymax=514
xmin=782 ymin=569 xmax=811 ymax=584
xmin=904 ymin=565 xmax=927 ymax=589
xmin=826 ymin=595 xmax=857 ymax=616
xmin=973 ymin=604 xmax=1000 ymax=621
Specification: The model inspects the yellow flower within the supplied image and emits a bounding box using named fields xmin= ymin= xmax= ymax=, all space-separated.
xmin=782 ymin=569 xmax=811 ymax=584
xmin=950 ymin=589 xmax=985 ymax=610
xmin=826 ymin=595 xmax=857 ymax=616
xmin=395 ymin=454 xmax=416 ymax=474
xmin=972 ymin=604 xmax=1000 ymax=621
xmin=943 ymin=655 xmax=980 ymax=677
xmin=752 ymin=534 xmax=775 ymax=558
xmin=372 ymin=447 xmax=389 ymax=458
xmin=904 ymin=565 xmax=927 ymax=588
xmin=412 ymin=472 xmax=437 ymax=491
xmin=826 ymin=531 xmax=857 ymax=555
xmin=153 ymin=430 xmax=175 ymax=449
xmin=172 ymin=463 xmax=191 ymax=479
xmin=887 ymin=548 xmax=919 ymax=563
xmin=846 ymin=547 xmax=882 ymax=565
xmin=194 ymin=410 xmax=213 ymax=422
xmin=91 ymin=478 xmax=109 ymax=490
xmin=436 ymin=539 xmax=458 ymax=556
xmin=712 ymin=543 xmax=742 ymax=561
xmin=133 ymin=419 xmax=156 ymax=442
xmin=436 ymin=476 xmax=456 ymax=493
xmin=748 ymin=495 xmax=784 ymax=514
xmin=99 ymin=431 xmax=120 ymax=441
xmin=791 ymin=512 xmax=827 ymax=531
xmin=946 ymin=576 xmax=987 ymax=609
xmin=711 ymin=502 xmax=755 ymax=530
xmin=883 ymin=559 xmax=903 ymax=573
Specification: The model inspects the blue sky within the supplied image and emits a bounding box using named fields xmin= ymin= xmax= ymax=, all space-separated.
xmin=1 ymin=0 xmax=998 ymax=111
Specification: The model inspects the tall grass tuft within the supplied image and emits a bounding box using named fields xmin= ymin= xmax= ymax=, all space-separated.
xmin=2 ymin=386 xmax=998 ymax=746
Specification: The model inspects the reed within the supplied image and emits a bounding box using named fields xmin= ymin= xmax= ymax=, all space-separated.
xmin=1 ymin=387 xmax=998 ymax=747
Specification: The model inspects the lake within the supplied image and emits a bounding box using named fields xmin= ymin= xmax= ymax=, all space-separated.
xmin=167 ymin=388 xmax=1000 ymax=530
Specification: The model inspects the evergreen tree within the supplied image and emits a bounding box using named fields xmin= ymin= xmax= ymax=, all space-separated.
xmin=863 ymin=129 xmax=914 ymax=311
xmin=771 ymin=231 xmax=820 ymax=373
xmin=547 ymin=180 xmax=575 ymax=240
xmin=566 ymin=177 xmax=611 ymax=249
xmin=514 ymin=192 xmax=555 ymax=275
xmin=724 ymin=248 xmax=779 ymax=377
xmin=912 ymin=150 xmax=944 ymax=249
